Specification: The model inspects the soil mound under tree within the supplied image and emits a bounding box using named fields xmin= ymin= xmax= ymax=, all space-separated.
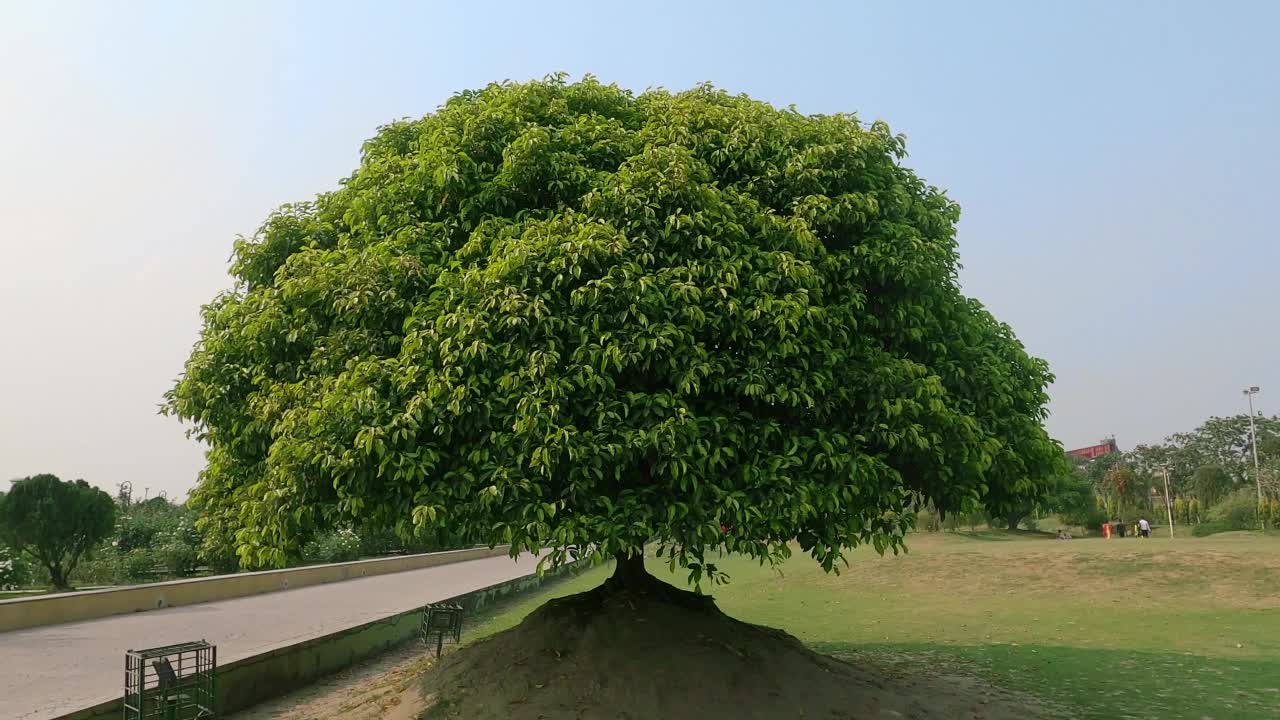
xmin=420 ymin=557 xmax=1046 ymax=720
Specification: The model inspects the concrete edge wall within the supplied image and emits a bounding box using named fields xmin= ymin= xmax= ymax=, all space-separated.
xmin=55 ymin=560 xmax=591 ymax=720
xmin=0 ymin=545 xmax=512 ymax=632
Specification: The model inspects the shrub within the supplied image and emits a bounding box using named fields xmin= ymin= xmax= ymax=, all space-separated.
xmin=1188 ymin=498 xmax=1202 ymax=524
xmin=147 ymin=515 xmax=203 ymax=577
xmin=199 ymin=542 xmax=241 ymax=575
xmin=0 ymin=545 xmax=33 ymax=589
xmin=156 ymin=541 xmax=200 ymax=577
xmin=357 ymin=527 xmax=402 ymax=556
xmin=118 ymin=549 xmax=157 ymax=582
xmin=303 ymin=529 xmax=362 ymax=564
xmin=115 ymin=512 xmax=168 ymax=553
xmin=1191 ymin=522 xmax=1232 ymax=537
xmin=67 ymin=551 xmax=121 ymax=587
xmin=1207 ymin=489 xmax=1259 ymax=531
xmin=1060 ymin=501 xmax=1105 ymax=530
xmin=1173 ymin=498 xmax=1189 ymax=526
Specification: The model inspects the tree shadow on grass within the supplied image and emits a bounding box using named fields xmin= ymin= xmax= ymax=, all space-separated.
xmin=810 ymin=641 xmax=1280 ymax=720
xmin=943 ymin=530 xmax=1053 ymax=542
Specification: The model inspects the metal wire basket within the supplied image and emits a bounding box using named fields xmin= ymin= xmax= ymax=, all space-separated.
xmin=421 ymin=603 xmax=464 ymax=656
xmin=123 ymin=641 xmax=217 ymax=720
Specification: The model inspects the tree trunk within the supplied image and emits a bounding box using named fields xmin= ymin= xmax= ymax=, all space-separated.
xmin=1005 ymin=513 xmax=1025 ymax=532
xmin=602 ymin=550 xmax=715 ymax=611
xmin=48 ymin=564 xmax=69 ymax=592
xmin=611 ymin=551 xmax=651 ymax=588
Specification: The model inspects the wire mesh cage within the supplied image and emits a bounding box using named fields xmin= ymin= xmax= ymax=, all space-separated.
xmin=124 ymin=641 xmax=217 ymax=720
xmin=421 ymin=603 xmax=464 ymax=656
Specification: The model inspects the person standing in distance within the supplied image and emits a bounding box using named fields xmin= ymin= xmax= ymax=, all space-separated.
xmin=1138 ymin=517 xmax=1151 ymax=539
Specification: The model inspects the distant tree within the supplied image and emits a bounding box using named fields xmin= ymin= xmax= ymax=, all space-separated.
xmin=1084 ymin=452 xmax=1124 ymax=489
xmin=1188 ymin=497 xmax=1202 ymax=524
xmin=1124 ymin=442 xmax=1191 ymax=496
xmin=1173 ymin=497 xmax=1189 ymax=526
xmin=1051 ymin=464 xmax=1105 ymax=529
xmin=1191 ymin=465 xmax=1233 ymax=509
xmin=0 ymin=475 xmax=116 ymax=590
xmin=996 ymin=455 xmax=1105 ymax=532
xmin=1101 ymin=464 xmax=1143 ymax=518
xmin=1168 ymin=415 xmax=1280 ymax=485
xmin=1259 ymin=437 xmax=1280 ymax=500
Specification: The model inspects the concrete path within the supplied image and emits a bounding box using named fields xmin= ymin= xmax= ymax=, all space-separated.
xmin=0 ymin=553 xmax=538 ymax=720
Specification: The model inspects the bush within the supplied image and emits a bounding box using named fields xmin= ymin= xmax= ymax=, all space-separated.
xmin=0 ymin=545 xmax=33 ymax=589
xmin=66 ymin=551 xmax=121 ymax=587
xmin=1207 ymin=489 xmax=1259 ymax=531
xmin=118 ymin=549 xmax=157 ymax=582
xmin=199 ymin=542 xmax=241 ymax=575
xmin=148 ymin=515 xmax=202 ymax=577
xmin=1191 ymin=522 xmax=1233 ymax=537
xmin=1060 ymin=503 xmax=1105 ymax=531
xmin=1188 ymin=498 xmax=1202 ymax=524
xmin=156 ymin=541 xmax=200 ymax=577
xmin=303 ymin=529 xmax=362 ymax=564
xmin=114 ymin=512 xmax=168 ymax=553
xmin=357 ymin=527 xmax=402 ymax=556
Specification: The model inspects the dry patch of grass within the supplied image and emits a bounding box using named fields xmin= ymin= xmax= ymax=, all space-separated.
xmin=231 ymin=643 xmax=432 ymax=720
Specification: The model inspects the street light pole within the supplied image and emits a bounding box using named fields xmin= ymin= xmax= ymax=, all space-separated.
xmin=1243 ymin=386 xmax=1263 ymax=529
xmin=1158 ymin=464 xmax=1174 ymax=538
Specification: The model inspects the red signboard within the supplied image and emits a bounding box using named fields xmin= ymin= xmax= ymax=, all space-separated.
xmin=1067 ymin=439 xmax=1118 ymax=460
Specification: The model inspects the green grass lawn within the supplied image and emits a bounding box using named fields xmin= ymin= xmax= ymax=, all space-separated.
xmin=464 ymin=531 xmax=1280 ymax=720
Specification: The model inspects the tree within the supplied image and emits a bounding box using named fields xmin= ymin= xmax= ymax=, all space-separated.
xmin=1097 ymin=462 xmax=1153 ymax=521
xmin=1049 ymin=459 xmax=1105 ymax=529
xmin=0 ymin=475 xmax=115 ymax=590
xmin=1167 ymin=415 xmax=1280 ymax=486
xmin=1191 ymin=465 xmax=1233 ymax=508
xmin=166 ymin=77 xmax=1060 ymax=591
xmin=1084 ymin=451 xmax=1124 ymax=489
xmin=1173 ymin=497 xmax=1189 ymax=526
xmin=1124 ymin=442 xmax=1190 ymax=496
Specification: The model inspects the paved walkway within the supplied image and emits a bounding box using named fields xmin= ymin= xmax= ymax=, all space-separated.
xmin=0 ymin=554 xmax=538 ymax=720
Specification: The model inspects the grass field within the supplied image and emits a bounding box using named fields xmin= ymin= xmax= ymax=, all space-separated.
xmin=461 ymin=531 xmax=1280 ymax=720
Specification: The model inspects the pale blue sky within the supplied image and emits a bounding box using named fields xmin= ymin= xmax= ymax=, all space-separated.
xmin=2 ymin=1 xmax=1276 ymax=499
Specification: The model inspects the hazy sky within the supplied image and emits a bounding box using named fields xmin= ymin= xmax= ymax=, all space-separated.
xmin=2 ymin=1 xmax=1276 ymax=500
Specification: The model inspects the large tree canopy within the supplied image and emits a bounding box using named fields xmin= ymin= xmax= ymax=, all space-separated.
xmin=167 ymin=77 xmax=1060 ymax=580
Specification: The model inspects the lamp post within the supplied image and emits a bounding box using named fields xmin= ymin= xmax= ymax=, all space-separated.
xmin=1243 ymin=386 xmax=1262 ymax=529
xmin=1157 ymin=464 xmax=1174 ymax=538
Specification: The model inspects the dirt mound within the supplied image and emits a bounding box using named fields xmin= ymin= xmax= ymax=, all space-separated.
xmin=420 ymin=569 xmax=1048 ymax=720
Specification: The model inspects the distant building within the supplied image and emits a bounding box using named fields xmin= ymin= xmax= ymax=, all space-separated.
xmin=1067 ymin=438 xmax=1119 ymax=460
